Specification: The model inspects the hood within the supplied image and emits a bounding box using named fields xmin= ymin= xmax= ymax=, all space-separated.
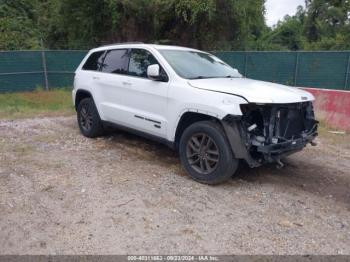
xmin=188 ymin=77 xmax=314 ymax=104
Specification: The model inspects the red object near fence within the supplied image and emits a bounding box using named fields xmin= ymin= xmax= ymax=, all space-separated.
xmin=303 ymin=88 xmax=350 ymax=131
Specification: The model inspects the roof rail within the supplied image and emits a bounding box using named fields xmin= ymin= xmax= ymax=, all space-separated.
xmin=100 ymin=42 xmax=144 ymax=47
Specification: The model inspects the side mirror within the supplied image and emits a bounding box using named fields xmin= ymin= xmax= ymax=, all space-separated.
xmin=147 ymin=64 xmax=160 ymax=80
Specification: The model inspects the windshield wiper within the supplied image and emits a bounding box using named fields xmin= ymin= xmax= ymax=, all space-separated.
xmin=225 ymin=75 xmax=237 ymax=78
xmin=189 ymin=76 xmax=237 ymax=80
xmin=189 ymin=76 xmax=209 ymax=80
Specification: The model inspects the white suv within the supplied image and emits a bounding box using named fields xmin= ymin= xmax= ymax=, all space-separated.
xmin=73 ymin=43 xmax=318 ymax=184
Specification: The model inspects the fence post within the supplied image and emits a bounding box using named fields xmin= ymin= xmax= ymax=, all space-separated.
xmin=345 ymin=52 xmax=350 ymax=90
xmin=294 ymin=52 xmax=299 ymax=87
xmin=40 ymin=39 xmax=49 ymax=91
xmin=244 ymin=52 xmax=248 ymax=77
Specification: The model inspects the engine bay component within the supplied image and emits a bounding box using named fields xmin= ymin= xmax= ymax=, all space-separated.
xmin=223 ymin=102 xmax=318 ymax=167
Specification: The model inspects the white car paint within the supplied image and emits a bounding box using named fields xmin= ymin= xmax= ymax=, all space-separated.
xmin=188 ymin=78 xmax=314 ymax=104
xmin=73 ymin=43 xmax=315 ymax=142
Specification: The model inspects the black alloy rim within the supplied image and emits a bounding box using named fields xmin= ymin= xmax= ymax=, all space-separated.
xmin=80 ymin=103 xmax=93 ymax=131
xmin=186 ymin=133 xmax=220 ymax=175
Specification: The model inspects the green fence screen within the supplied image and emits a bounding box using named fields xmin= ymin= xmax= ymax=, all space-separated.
xmin=0 ymin=50 xmax=349 ymax=92
xmin=0 ymin=50 xmax=87 ymax=92
xmin=214 ymin=51 xmax=350 ymax=90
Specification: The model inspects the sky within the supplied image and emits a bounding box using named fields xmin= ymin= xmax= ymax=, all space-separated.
xmin=265 ymin=0 xmax=305 ymax=27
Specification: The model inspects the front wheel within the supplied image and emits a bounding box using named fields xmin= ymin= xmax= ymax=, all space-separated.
xmin=179 ymin=121 xmax=239 ymax=184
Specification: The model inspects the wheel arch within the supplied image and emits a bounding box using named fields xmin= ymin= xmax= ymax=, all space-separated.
xmin=174 ymin=111 xmax=222 ymax=150
xmin=174 ymin=111 xmax=259 ymax=167
xmin=75 ymin=89 xmax=93 ymax=111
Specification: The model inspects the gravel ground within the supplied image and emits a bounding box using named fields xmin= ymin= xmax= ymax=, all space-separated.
xmin=0 ymin=116 xmax=349 ymax=255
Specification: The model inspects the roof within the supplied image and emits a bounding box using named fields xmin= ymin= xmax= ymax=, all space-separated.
xmin=90 ymin=43 xmax=202 ymax=53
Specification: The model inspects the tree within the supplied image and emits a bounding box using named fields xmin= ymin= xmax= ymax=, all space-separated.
xmin=260 ymin=0 xmax=350 ymax=51
xmin=265 ymin=10 xmax=306 ymax=50
xmin=0 ymin=0 xmax=40 ymax=50
xmin=5 ymin=0 xmax=349 ymax=51
xmin=303 ymin=0 xmax=350 ymax=50
xmin=45 ymin=0 xmax=267 ymax=50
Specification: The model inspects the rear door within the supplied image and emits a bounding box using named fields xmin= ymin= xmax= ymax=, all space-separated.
xmin=75 ymin=50 xmax=106 ymax=114
xmin=94 ymin=48 xmax=132 ymax=123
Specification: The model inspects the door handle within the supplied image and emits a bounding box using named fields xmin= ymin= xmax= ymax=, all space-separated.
xmin=92 ymin=76 xmax=100 ymax=80
xmin=122 ymin=81 xmax=132 ymax=86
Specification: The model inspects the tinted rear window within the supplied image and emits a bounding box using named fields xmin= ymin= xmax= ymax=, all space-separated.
xmin=101 ymin=49 xmax=129 ymax=74
xmin=82 ymin=51 xmax=105 ymax=71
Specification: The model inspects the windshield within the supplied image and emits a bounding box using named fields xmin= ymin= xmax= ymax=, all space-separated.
xmin=158 ymin=50 xmax=242 ymax=80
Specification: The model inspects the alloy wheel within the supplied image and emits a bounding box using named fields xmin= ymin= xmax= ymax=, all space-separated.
xmin=186 ymin=133 xmax=220 ymax=175
xmin=80 ymin=103 xmax=93 ymax=131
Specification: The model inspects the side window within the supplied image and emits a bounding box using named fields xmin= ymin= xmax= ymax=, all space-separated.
xmin=101 ymin=49 xmax=129 ymax=74
xmin=128 ymin=49 xmax=160 ymax=78
xmin=82 ymin=51 xmax=105 ymax=71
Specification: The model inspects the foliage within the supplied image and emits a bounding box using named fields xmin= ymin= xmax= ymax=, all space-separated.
xmin=0 ymin=0 xmax=349 ymax=51
xmin=261 ymin=0 xmax=350 ymax=50
xmin=0 ymin=0 xmax=267 ymax=50
xmin=0 ymin=0 xmax=40 ymax=50
xmin=303 ymin=0 xmax=350 ymax=50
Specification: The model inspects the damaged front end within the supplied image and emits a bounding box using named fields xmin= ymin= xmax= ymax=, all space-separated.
xmin=222 ymin=102 xmax=318 ymax=168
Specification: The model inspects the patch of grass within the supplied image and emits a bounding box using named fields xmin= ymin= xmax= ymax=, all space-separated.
xmin=317 ymin=121 xmax=350 ymax=149
xmin=0 ymin=88 xmax=74 ymax=119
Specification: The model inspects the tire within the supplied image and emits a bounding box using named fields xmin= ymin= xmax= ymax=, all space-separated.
xmin=77 ymin=97 xmax=104 ymax=138
xmin=179 ymin=121 xmax=238 ymax=184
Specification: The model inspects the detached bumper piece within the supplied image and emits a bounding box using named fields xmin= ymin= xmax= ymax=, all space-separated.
xmin=256 ymin=131 xmax=317 ymax=158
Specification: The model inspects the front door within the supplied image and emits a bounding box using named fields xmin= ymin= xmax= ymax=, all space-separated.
xmin=97 ymin=48 xmax=169 ymax=138
xmin=121 ymin=48 xmax=169 ymax=138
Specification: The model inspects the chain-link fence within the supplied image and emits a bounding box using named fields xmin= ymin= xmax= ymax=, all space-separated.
xmin=0 ymin=50 xmax=349 ymax=92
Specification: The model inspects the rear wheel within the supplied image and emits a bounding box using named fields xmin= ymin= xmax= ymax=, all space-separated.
xmin=77 ymin=97 xmax=104 ymax=138
xmin=179 ymin=121 xmax=238 ymax=184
